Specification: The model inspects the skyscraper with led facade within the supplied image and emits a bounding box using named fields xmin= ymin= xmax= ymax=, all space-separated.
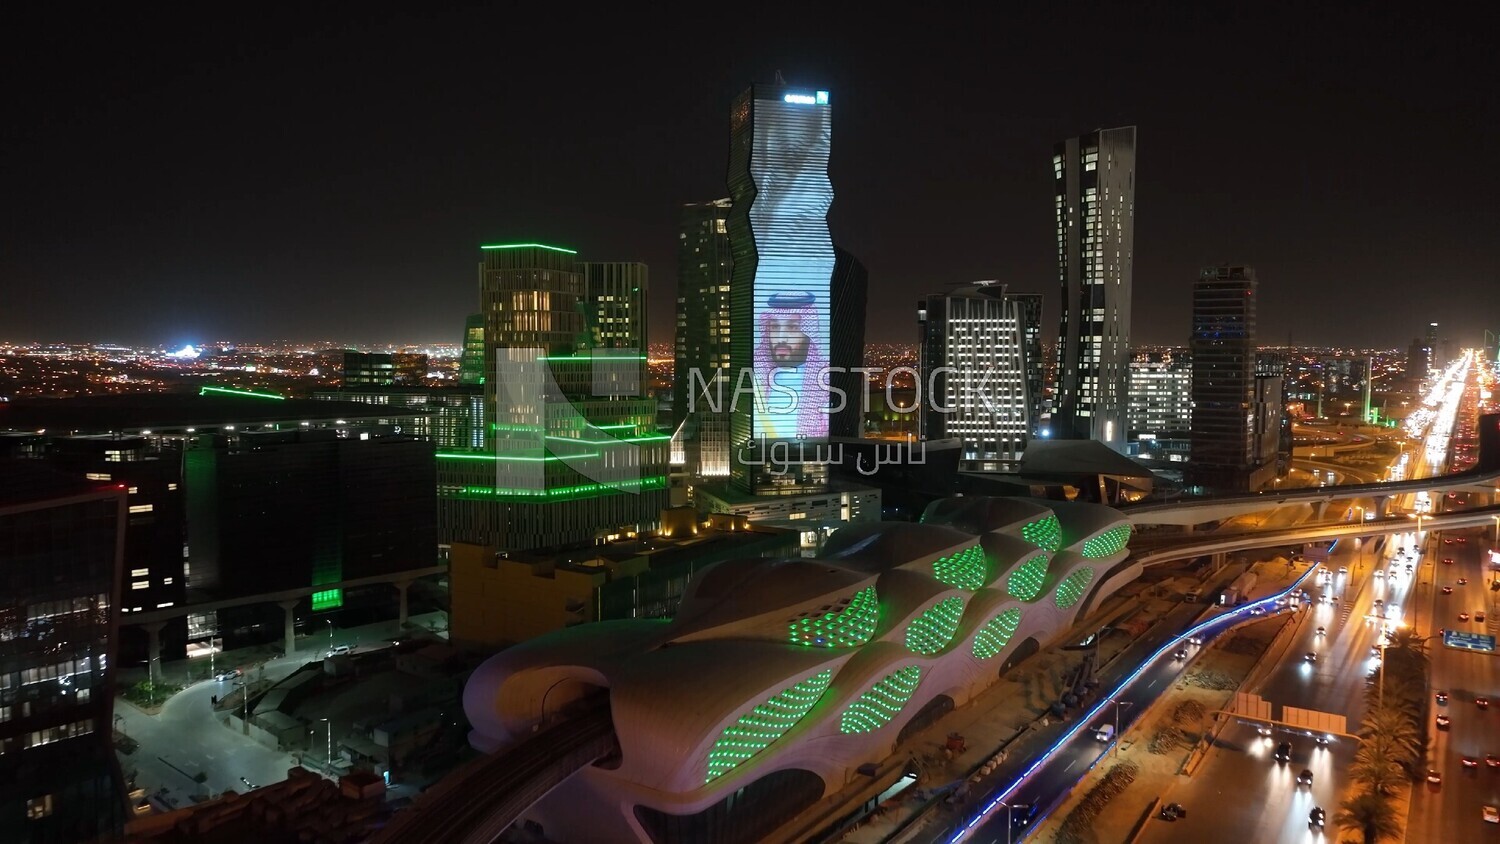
xmin=1051 ymin=126 xmax=1136 ymax=451
xmin=438 ymin=243 xmax=667 ymax=551
xmin=727 ymin=85 xmax=835 ymax=495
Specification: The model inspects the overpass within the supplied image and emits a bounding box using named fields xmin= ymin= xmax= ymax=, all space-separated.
xmin=125 ymin=564 xmax=446 ymax=682
xmin=372 ymin=707 xmax=617 ymax=844
xmin=1122 ymin=412 xmax=1500 ymax=525
xmin=1132 ymin=503 xmax=1500 ymax=568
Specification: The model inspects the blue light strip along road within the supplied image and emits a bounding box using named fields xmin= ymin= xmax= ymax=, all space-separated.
xmin=950 ymin=558 xmax=1327 ymax=842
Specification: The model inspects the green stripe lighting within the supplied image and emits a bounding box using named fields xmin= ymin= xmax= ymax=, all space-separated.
xmin=971 ymin=608 xmax=1024 ymax=659
xmin=705 ymin=669 xmax=833 ymax=783
xmin=199 ymin=386 xmax=286 ymax=400
xmin=932 ymin=544 xmax=987 ymax=591
xmin=788 ymin=586 xmax=879 ymax=648
xmin=1005 ymin=552 xmax=1051 ymax=601
xmin=447 ymin=476 xmax=668 ymax=501
xmin=905 ymin=597 xmax=966 ymax=655
xmin=839 ymin=666 xmax=923 ymax=734
xmin=480 ymin=242 xmax=577 ymax=254
xmin=1054 ymin=567 xmax=1096 ymax=610
xmin=1081 ymin=525 xmax=1133 ymax=558
xmin=1020 ymin=515 xmax=1062 ymax=552
xmin=311 ymin=589 xmax=343 ymax=611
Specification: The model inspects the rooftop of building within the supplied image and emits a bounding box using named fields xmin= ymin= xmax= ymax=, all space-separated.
xmin=500 ymin=518 xmax=791 ymax=573
xmin=123 ymin=766 xmax=390 ymax=844
xmin=0 ymin=391 xmax=429 ymax=434
xmin=694 ymin=478 xmax=880 ymax=507
xmin=1015 ymin=439 xmax=1155 ymax=480
xmin=0 ymin=458 xmax=120 ymax=507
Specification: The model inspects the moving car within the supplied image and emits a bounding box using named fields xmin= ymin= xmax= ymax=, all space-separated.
xmin=1437 ymin=691 xmax=1450 ymax=705
xmin=1444 ymin=558 xmax=1456 ymax=565
xmin=1478 ymin=696 xmax=1491 ymax=710
xmin=1316 ymin=626 xmax=1326 ymax=636
xmin=1443 ymin=586 xmax=1454 ymax=594
xmin=1303 ymin=652 xmax=1317 ymax=663
xmin=1309 ymin=807 xmax=1326 ymax=828
xmin=1274 ymin=741 xmax=1292 ymax=763
xmin=1009 ymin=802 xmax=1038 ymax=832
xmin=1095 ymin=724 xmax=1115 ymax=742
xmin=326 ymin=644 xmax=352 ymax=656
xmin=1173 ymin=649 xmax=1188 ymax=660
xmin=1486 ymin=754 xmax=1499 ymax=769
xmin=1460 ymin=613 xmax=1471 ymax=622
xmin=1459 ymin=578 xmax=1469 ymax=586
xmin=1486 ymin=806 xmax=1500 ymax=824
xmin=1464 ymin=756 xmax=1479 ymax=769
xmin=1437 ymin=714 xmax=1452 ymax=730
xmin=1297 ymin=769 xmax=1314 ymax=786
xmin=1427 ymin=769 xmax=1443 ymax=785
xmin=1479 ymin=612 xmax=1488 ymax=623
xmin=214 ymin=668 xmax=241 ymax=682
xmin=1158 ymin=803 xmax=1187 ymax=821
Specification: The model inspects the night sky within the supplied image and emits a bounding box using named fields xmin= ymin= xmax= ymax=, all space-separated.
xmin=4 ymin=6 xmax=1496 ymax=350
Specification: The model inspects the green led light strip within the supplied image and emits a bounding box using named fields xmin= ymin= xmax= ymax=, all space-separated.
xmin=436 ymin=452 xmax=601 ymax=462
xmin=1081 ymin=525 xmax=1133 ymax=559
xmin=706 ymin=669 xmax=833 ymax=783
xmin=311 ymin=588 xmax=343 ymax=611
xmin=971 ymin=608 xmax=1024 ymax=659
xmin=1054 ymin=567 xmax=1096 ymax=610
xmin=932 ymin=544 xmax=987 ymax=590
xmin=839 ymin=666 xmax=923 ymax=734
xmin=905 ymin=596 xmax=966 ymax=656
xmin=788 ymin=586 xmax=880 ymax=648
xmin=1020 ymin=515 xmax=1062 ymax=552
xmin=480 ymin=242 xmax=577 ymax=254
xmin=199 ymin=386 xmax=286 ymax=400
xmin=1005 ymin=552 xmax=1050 ymax=601
xmin=537 ymin=354 xmax=647 ymax=361
xmin=447 ymin=476 xmax=668 ymax=501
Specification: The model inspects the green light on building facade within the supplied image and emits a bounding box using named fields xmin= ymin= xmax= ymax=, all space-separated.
xmin=199 ymin=386 xmax=286 ymax=400
xmin=448 ymin=475 xmax=668 ymax=502
xmin=905 ymin=597 xmax=966 ymax=655
xmin=1054 ymin=568 xmax=1096 ymax=610
xmin=788 ymin=586 xmax=879 ymax=648
xmin=479 ymin=242 xmax=577 ymax=254
xmin=932 ymin=544 xmax=987 ymax=590
xmin=1005 ymin=552 xmax=1050 ymax=601
xmin=839 ymin=666 xmax=923 ymax=734
xmin=435 ymin=452 xmax=602 ymax=462
xmin=705 ymin=668 xmax=833 ymax=783
xmin=1081 ymin=525 xmax=1133 ymax=559
xmin=971 ymin=608 xmax=1024 ymax=659
xmin=311 ymin=589 xmax=343 ymax=611
xmin=1020 ymin=515 xmax=1062 ymax=551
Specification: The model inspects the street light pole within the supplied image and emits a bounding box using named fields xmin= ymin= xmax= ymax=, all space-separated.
xmin=320 ymin=717 xmax=332 ymax=774
xmin=997 ymin=800 xmax=1014 ymax=844
xmin=1111 ymin=700 xmax=1133 ymax=757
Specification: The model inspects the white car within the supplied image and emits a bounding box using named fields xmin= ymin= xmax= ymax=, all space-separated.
xmin=327 ymin=644 xmax=352 ymax=656
xmin=1485 ymin=805 xmax=1499 ymax=824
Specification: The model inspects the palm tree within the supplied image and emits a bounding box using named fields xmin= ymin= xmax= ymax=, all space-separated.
xmin=1336 ymin=792 xmax=1401 ymax=844
xmin=1350 ymin=739 xmax=1408 ymax=796
xmin=1361 ymin=706 xmax=1423 ymax=770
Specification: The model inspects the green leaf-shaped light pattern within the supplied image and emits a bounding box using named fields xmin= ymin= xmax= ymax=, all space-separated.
xmin=706 ymin=669 xmax=833 ymax=783
xmin=1005 ymin=552 xmax=1050 ymax=601
xmin=905 ymin=597 xmax=966 ymax=655
xmin=971 ymin=608 xmax=1024 ymax=659
xmin=1081 ymin=525 xmax=1133 ymax=559
xmin=933 ymin=544 xmax=987 ymax=590
xmin=839 ymin=666 xmax=923 ymax=734
xmin=1054 ymin=567 xmax=1096 ymax=610
xmin=788 ymin=586 xmax=880 ymax=648
xmin=1020 ymin=515 xmax=1062 ymax=551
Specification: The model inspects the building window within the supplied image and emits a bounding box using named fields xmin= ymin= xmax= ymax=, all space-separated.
xmin=129 ymin=504 xmax=154 ymax=514
xmin=131 ymin=568 xmax=150 ymax=578
xmin=26 ymin=795 xmax=53 ymax=819
xmin=132 ymin=581 xmax=149 ymax=590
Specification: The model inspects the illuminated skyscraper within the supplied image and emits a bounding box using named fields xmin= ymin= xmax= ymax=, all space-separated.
xmin=672 ymin=199 xmax=734 ymax=477
xmin=458 ymin=313 xmax=486 ymax=386
xmin=918 ymin=283 xmax=1035 ymax=471
xmin=1051 ymin=126 xmax=1136 ymax=451
xmin=1425 ymin=321 xmax=1441 ymax=371
xmin=440 ymin=243 xmax=667 ymax=551
xmin=726 ymin=84 xmax=835 ymax=495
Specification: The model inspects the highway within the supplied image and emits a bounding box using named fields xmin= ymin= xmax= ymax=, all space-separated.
xmin=948 ymin=568 xmax=1320 ymax=843
xmin=1404 ymin=524 xmax=1500 ymax=842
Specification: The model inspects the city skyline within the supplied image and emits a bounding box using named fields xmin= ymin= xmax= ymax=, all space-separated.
xmin=4 ymin=8 xmax=1496 ymax=350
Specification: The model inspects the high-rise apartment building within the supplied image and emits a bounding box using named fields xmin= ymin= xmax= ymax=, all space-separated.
xmin=1051 ymin=126 xmax=1136 ymax=451
xmin=1426 ymin=321 xmax=1441 ymax=371
xmin=1127 ymin=354 xmax=1193 ymax=436
xmin=918 ymin=283 xmax=1036 ymax=470
xmin=726 ymin=84 xmax=836 ymax=495
xmin=440 ymin=243 xmax=667 ymax=551
xmin=1012 ymin=292 xmax=1045 ymax=437
xmin=1255 ymin=352 xmax=1293 ymax=477
xmin=1187 ymin=265 xmax=1276 ymax=492
xmin=1 ymin=463 xmax=126 ymax=843
xmin=672 ymin=200 xmax=734 ymax=478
